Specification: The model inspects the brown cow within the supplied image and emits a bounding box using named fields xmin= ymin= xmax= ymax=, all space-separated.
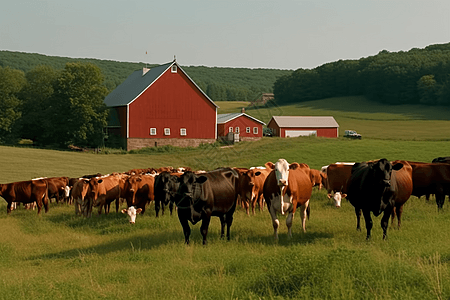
xmin=310 ymin=169 xmax=326 ymax=190
xmin=263 ymin=159 xmax=312 ymax=239
xmin=71 ymin=179 xmax=90 ymax=216
xmin=86 ymin=174 xmax=123 ymax=217
xmin=407 ymin=161 xmax=450 ymax=209
xmin=323 ymin=163 xmax=354 ymax=207
xmin=0 ymin=179 xmax=49 ymax=214
xmin=122 ymin=174 xmax=155 ymax=216
xmin=43 ymin=177 xmax=69 ymax=203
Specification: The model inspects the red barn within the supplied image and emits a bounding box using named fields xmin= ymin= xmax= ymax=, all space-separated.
xmin=267 ymin=116 xmax=339 ymax=138
xmin=217 ymin=112 xmax=265 ymax=141
xmin=104 ymin=60 xmax=218 ymax=150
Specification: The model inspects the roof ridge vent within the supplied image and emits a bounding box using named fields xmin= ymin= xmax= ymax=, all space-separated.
xmin=143 ymin=67 xmax=151 ymax=76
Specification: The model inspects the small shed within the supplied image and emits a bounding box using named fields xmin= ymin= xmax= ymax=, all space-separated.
xmin=217 ymin=112 xmax=265 ymax=141
xmin=267 ymin=116 xmax=339 ymax=138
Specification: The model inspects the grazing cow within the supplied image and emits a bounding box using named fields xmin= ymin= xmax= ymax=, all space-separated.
xmin=310 ymin=169 xmax=326 ymax=190
xmin=121 ymin=206 xmax=143 ymax=224
xmin=174 ymin=168 xmax=239 ymax=245
xmin=43 ymin=177 xmax=69 ymax=203
xmin=0 ymin=179 xmax=49 ymax=214
xmin=153 ymin=171 xmax=180 ymax=217
xmin=346 ymin=159 xmax=412 ymax=240
xmin=323 ymin=163 xmax=354 ymax=207
xmin=263 ymin=159 xmax=313 ymax=240
xmin=407 ymin=161 xmax=450 ymax=209
xmin=86 ymin=174 xmax=123 ymax=217
xmin=122 ymin=174 xmax=155 ymax=217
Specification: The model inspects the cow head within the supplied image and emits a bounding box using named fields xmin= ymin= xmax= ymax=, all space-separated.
xmin=122 ymin=206 xmax=143 ymax=224
xmin=274 ymin=159 xmax=290 ymax=188
xmin=327 ymin=192 xmax=347 ymax=208
xmin=154 ymin=171 xmax=178 ymax=205
xmin=175 ymin=172 xmax=207 ymax=224
xmin=88 ymin=178 xmax=103 ymax=204
xmin=123 ymin=175 xmax=142 ymax=206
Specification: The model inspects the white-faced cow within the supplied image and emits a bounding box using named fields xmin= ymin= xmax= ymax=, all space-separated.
xmin=122 ymin=174 xmax=155 ymax=216
xmin=322 ymin=163 xmax=354 ymax=207
xmin=174 ymin=168 xmax=239 ymax=245
xmin=346 ymin=159 xmax=413 ymax=240
xmin=121 ymin=206 xmax=143 ymax=224
xmin=262 ymin=159 xmax=313 ymax=240
xmin=0 ymin=179 xmax=49 ymax=214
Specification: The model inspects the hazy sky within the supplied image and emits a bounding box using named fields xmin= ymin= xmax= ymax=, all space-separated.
xmin=1 ymin=0 xmax=449 ymax=70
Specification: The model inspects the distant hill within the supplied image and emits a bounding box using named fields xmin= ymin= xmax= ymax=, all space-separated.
xmin=0 ymin=51 xmax=292 ymax=101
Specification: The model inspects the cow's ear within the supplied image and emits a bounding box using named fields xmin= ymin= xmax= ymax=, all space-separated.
xmin=327 ymin=194 xmax=332 ymax=199
xmin=265 ymin=162 xmax=275 ymax=169
xmin=255 ymin=171 xmax=261 ymax=176
xmin=289 ymin=163 xmax=300 ymax=170
xmin=342 ymin=194 xmax=347 ymax=198
xmin=393 ymin=163 xmax=403 ymax=171
xmin=136 ymin=208 xmax=143 ymax=214
xmin=98 ymin=179 xmax=103 ymax=184
xmin=196 ymin=176 xmax=208 ymax=184
xmin=121 ymin=209 xmax=127 ymax=214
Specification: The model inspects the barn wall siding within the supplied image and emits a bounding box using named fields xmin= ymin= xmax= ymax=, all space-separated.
xmin=279 ymin=127 xmax=338 ymax=138
xmin=217 ymin=116 xmax=263 ymax=138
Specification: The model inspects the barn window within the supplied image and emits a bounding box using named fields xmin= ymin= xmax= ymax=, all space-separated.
xmin=164 ymin=128 xmax=171 ymax=136
xmin=229 ymin=127 xmax=233 ymax=133
xmin=150 ymin=128 xmax=157 ymax=135
xmin=253 ymin=127 xmax=258 ymax=134
xmin=171 ymin=65 xmax=177 ymax=73
xmin=246 ymin=127 xmax=250 ymax=133
xmin=180 ymin=128 xmax=187 ymax=136
xmin=235 ymin=127 xmax=240 ymax=133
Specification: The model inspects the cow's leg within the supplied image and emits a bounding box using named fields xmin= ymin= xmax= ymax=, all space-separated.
xmin=225 ymin=210 xmax=234 ymax=241
xmin=219 ymin=215 xmax=226 ymax=238
xmin=155 ymin=200 xmax=161 ymax=217
xmin=355 ymin=208 xmax=362 ymax=231
xmin=299 ymin=200 xmax=309 ymax=233
xmin=396 ymin=204 xmax=404 ymax=229
xmin=169 ymin=201 xmax=174 ymax=216
xmin=381 ymin=206 xmax=393 ymax=240
xmin=200 ymin=216 xmax=211 ymax=245
xmin=286 ymin=211 xmax=294 ymax=238
xmin=6 ymin=202 xmax=13 ymax=214
xmin=115 ymin=198 xmax=120 ymax=213
xmin=362 ymin=210 xmax=373 ymax=240
xmin=269 ymin=204 xmax=279 ymax=240
xmin=242 ymin=195 xmax=250 ymax=215
xmin=390 ymin=206 xmax=397 ymax=228
xmin=436 ymin=191 xmax=445 ymax=210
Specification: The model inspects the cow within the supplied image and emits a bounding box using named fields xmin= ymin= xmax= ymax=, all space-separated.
xmin=174 ymin=168 xmax=239 ymax=245
xmin=153 ymin=171 xmax=180 ymax=217
xmin=432 ymin=157 xmax=450 ymax=164
xmin=0 ymin=179 xmax=49 ymax=214
xmin=71 ymin=179 xmax=90 ymax=216
xmin=122 ymin=174 xmax=155 ymax=217
xmin=323 ymin=163 xmax=354 ymax=207
xmin=407 ymin=161 xmax=450 ymax=209
xmin=346 ymin=158 xmax=412 ymax=240
xmin=85 ymin=174 xmax=123 ymax=217
xmin=121 ymin=206 xmax=143 ymax=224
xmin=262 ymin=159 xmax=313 ymax=240
xmin=310 ymin=169 xmax=326 ymax=190
xmin=235 ymin=167 xmax=270 ymax=215
xmin=43 ymin=177 xmax=69 ymax=203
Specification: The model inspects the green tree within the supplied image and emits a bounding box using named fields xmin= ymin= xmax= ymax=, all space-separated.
xmin=0 ymin=66 xmax=26 ymax=142
xmin=43 ymin=62 xmax=109 ymax=147
xmin=417 ymin=75 xmax=438 ymax=105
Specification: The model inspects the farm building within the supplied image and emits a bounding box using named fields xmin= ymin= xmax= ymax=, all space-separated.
xmin=267 ymin=116 xmax=339 ymax=138
xmin=217 ymin=111 xmax=265 ymax=142
xmin=104 ymin=59 xmax=218 ymax=150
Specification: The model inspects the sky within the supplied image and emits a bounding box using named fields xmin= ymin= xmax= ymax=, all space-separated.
xmin=1 ymin=0 xmax=449 ymax=70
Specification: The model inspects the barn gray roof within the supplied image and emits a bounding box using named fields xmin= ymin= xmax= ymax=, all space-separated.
xmin=104 ymin=60 xmax=217 ymax=108
xmin=217 ymin=113 xmax=266 ymax=125
xmin=270 ymin=116 xmax=339 ymax=128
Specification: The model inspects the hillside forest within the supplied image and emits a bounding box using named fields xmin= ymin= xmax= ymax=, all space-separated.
xmin=0 ymin=42 xmax=449 ymax=148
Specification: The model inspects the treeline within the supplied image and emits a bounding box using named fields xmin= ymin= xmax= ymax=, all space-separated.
xmin=0 ymin=62 xmax=108 ymax=147
xmin=0 ymin=51 xmax=290 ymax=101
xmin=274 ymin=43 xmax=450 ymax=106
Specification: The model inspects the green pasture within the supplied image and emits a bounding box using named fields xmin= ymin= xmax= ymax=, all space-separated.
xmin=1 ymin=98 xmax=450 ymax=299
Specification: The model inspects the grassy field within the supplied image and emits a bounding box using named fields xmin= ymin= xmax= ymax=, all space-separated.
xmin=1 ymin=98 xmax=450 ymax=299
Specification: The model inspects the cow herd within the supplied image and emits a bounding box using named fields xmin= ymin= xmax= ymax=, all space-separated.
xmin=1 ymin=156 xmax=449 ymax=243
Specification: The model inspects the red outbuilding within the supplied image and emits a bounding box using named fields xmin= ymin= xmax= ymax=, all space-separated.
xmin=104 ymin=60 xmax=218 ymax=150
xmin=217 ymin=112 xmax=266 ymax=142
xmin=267 ymin=116 xmax=339 ymax=138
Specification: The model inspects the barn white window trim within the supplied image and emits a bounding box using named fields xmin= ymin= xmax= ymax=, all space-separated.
xmin=253 ymin=127 xmax=258 ymax=134
xmin=235 ymin=127 xmax=240 ymax=133
xmin=150 ymin=128 xmax=157 ymax=135
xmin=180 ymin=128 xmax=187 ymax=136
xmin=229 ymin=127 xmax=233 ymax=133
xmin=171 ymin=65 xmax=177 ymax=73
xmin=164 ymin=128 xmax=171 ymax=136
xmin=246 ymin=127 xmax=250 ymax=133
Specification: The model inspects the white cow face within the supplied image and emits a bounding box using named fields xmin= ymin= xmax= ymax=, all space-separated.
xmin=64 ymin=186 xmax=71 ymax=198
xmin=274 ymin=159 xmax=289 ymax=187
xmin=122 ymin=206 xmax=143 ymax=224
xmin=327 ymin=192 xmax=347 ymax=208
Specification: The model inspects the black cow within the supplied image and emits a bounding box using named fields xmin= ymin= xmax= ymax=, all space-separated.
xmin=174 ymin=168 xmax=239 ymax=245
xmin=432 ymin=157 xmax=450 ymax=164
xmin=153 ymin=171 xmax=179 ymax=217
xmin=346 ymin=158 xmax=408 ymax=240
